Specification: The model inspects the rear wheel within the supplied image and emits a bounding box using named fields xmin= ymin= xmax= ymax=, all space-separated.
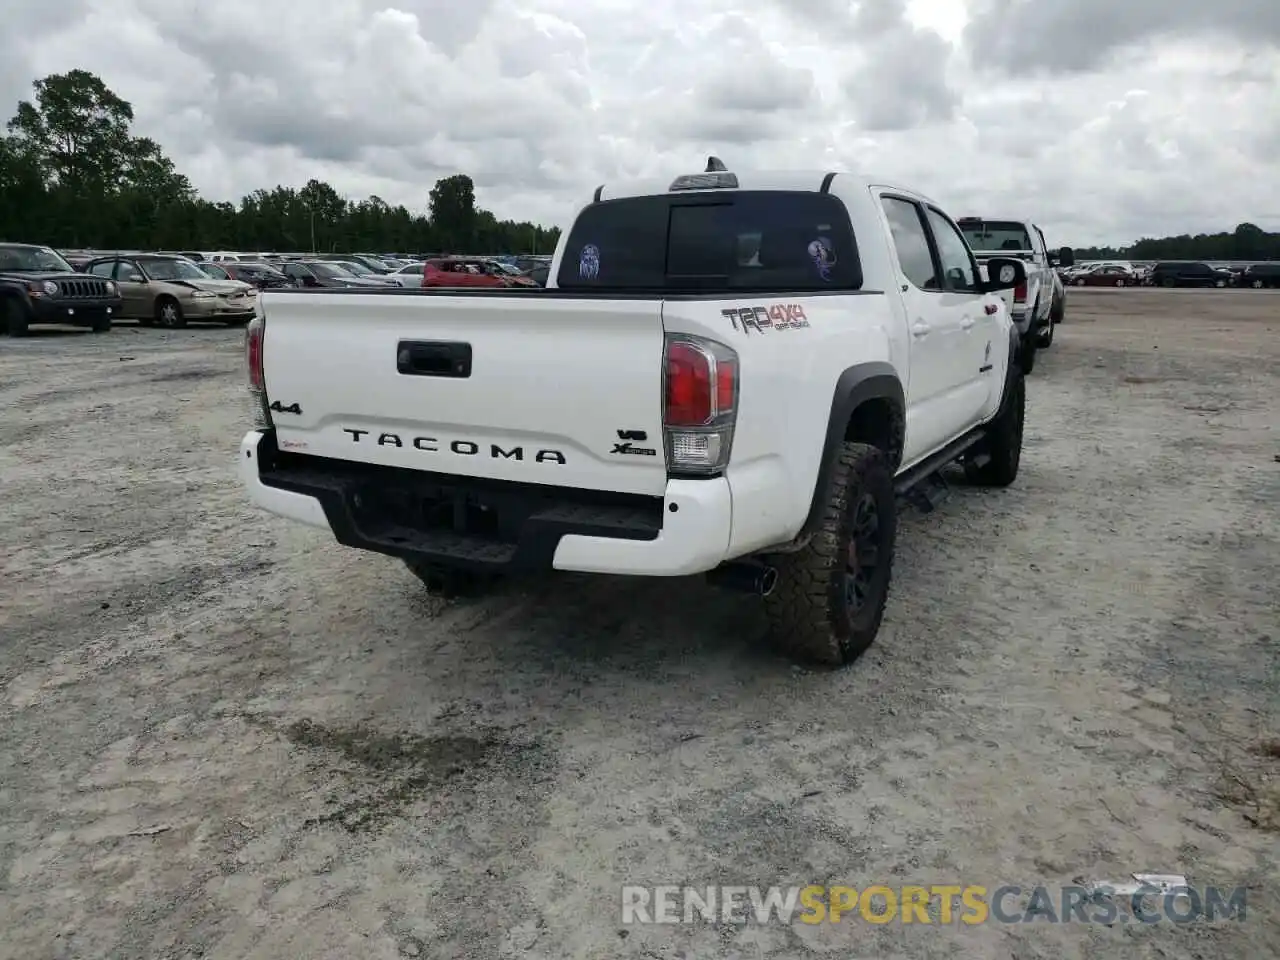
xmin=155 ymin=297 xmax=185 ymax=328
xmin=764 ymin=442 xmax=896 ymax=667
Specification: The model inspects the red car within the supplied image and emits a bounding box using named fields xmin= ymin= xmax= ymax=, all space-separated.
xmin=1073 ymin=265 xmax=1135 ymax=287
xmin=422 ymin=257 xmax=536 ymax=288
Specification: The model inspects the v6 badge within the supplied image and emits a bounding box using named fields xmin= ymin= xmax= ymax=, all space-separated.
xmin=612 ymin=428 xmax=656 ymax=456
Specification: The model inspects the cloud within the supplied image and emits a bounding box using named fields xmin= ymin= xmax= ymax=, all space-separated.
xmin=964 ymin=0 xmax=1280 ymax=77
xmin=0 ymin=0 xmax=1277 ymax=245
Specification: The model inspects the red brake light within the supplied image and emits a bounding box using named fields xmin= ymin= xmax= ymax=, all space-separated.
xmin=1013 ymin=281 xmax=1027 ymax=302
xmin=246 ymin=316 xmax=264 ymax=391
xmin=665 ymin=341 xmax=713 ymax=426
xmin=662 ymin=334 xmax=739 ymax=475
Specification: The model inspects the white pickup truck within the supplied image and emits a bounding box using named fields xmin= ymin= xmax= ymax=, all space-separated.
xmin=957 ymin=217 xmax=1073 ymax=374
xmin=238 ymin=160 xmax=1029 ymax=666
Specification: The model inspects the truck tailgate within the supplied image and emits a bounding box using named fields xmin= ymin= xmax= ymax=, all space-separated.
xmin=260 ymin=292 xmax=669 ymax=495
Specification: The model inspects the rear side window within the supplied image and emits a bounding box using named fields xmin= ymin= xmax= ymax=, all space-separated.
xmin=557 ymin=190 xmax=862 ymax=292
xmin=880 ymin=197 xmax=937 ymax=290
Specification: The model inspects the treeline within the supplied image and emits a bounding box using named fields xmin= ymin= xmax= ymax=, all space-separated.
xmin=1075 ymin=223 xmax=1279 ymax=262
xmin=0 ymin=70 xmax=558 ymax=254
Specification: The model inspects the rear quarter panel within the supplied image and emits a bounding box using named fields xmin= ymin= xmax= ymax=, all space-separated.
xmin=663 ymin=181 xmax=907 ymax=554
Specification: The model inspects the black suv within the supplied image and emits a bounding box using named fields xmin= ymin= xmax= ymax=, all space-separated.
xmin=0 ymin=243 xmax=123 ymax=336
xmin=1240 ymin=263 xmax=1280 ymax=289
xmin=1148 ymin=261 xmax=1233 ymax=288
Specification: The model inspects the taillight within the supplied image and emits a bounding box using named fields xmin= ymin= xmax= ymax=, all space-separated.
xmin=663 ymin=334 xmax=738 ymax=476
xmin=1013 ymin=281 xmax=1027 ymax=303
xmin=245 ymin=311 xmax=272 ymax=428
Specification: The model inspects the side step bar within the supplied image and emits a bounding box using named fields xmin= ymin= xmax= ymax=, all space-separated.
xmin=893 ymin=426 xmax=985 ymax=497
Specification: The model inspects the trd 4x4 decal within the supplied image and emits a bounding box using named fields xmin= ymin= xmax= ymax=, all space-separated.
xmin=721 ymin=303 xmax=810 ymax=335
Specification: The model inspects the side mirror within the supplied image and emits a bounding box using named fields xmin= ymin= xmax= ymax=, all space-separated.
xmin=1057 ymin=246 xmax=1075 ymax=268
xmin=982 ymin=256 xmax=1027 ymax=293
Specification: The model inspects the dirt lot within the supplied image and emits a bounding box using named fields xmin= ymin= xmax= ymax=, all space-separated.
xmin=1 ymin=289 xmax=1277 ymax=959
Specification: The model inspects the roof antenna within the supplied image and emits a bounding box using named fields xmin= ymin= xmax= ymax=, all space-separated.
xmin=705 ymin=156 xmax=728 ymax=172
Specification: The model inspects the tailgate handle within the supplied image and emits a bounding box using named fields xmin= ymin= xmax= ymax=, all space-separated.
xmin=397 ymin=340 xmax=472 ymax=378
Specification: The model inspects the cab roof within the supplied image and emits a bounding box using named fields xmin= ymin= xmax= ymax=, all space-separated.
xmin=592 ymin=169 xmax=939 ymax=208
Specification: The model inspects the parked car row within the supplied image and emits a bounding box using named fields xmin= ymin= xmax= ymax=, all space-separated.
xmin=1058 ymin=259 xmax=1280 ymax=288
xmin=0 ymin=241 xmax=557 ymax=335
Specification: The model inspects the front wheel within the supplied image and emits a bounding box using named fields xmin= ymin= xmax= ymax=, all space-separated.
xmin=91 ymin=313 xmax=112 ymax=333
xmin=1037 ymin=319 xmax=1055 ymax=348
xmin=965 ymin=366 xmax=1025 ymax=487
xmin=1020 ymin=334 xmax=1038 ymax=374
xmin=1215 ymin=279 xmax=1226 ymax=288
xmin=3 ymin=298 xmax=30 ymax=336
xmin=764 ymin=442 xmax=896 ymax=667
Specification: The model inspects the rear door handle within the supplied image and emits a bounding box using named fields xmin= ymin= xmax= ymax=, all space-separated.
xmin=911 ymin=321 xmax=931 ymax=338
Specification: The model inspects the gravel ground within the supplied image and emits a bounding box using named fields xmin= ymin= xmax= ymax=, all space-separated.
xmin=1 ymin=290 xmax=1277 ymax=960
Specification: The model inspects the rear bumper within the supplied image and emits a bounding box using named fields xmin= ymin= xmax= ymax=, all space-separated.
xmin=239 ymin=430 xmax=731 ymax=577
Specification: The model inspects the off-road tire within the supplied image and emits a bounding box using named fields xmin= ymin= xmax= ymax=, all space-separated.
xmin=1037 ymin=319 xmax=1055 ymax=348
xmin=763 ymin=442 xmax=896 ymax=667
xmin=964 ymin=366 xmax=1025 ymax=487
xmin=91 ymin=312 xmax=112 ymax=333
xmin=1020 ymin=334 xmax=1038 ymax=374
xmin=403 ymin=559 xmax=501 ymax=599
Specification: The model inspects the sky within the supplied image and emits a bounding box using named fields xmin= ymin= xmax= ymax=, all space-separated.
xmin=2 ymin=0 xmax=1278 ymax=247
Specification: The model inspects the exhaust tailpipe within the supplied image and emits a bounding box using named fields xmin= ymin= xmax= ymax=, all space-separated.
xmin=706 ymin=561 xmax=778 ymax=597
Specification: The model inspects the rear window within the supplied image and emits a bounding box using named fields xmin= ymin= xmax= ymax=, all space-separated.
xmin=957 ymin=220 xmax=1032 ymax=253
xmin=556 ymin=190 xmax=862 ymax=292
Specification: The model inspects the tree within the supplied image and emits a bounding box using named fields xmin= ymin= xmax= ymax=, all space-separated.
xmin=298 ymin=178 xmax=347 ymax=252
xmin=6 ymin=70 xmax=137 ymax=192
xmin=0 ymin=71 xmax=544 ymax=257
xmin=429 ymin=174 xmax=477 ymax=251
